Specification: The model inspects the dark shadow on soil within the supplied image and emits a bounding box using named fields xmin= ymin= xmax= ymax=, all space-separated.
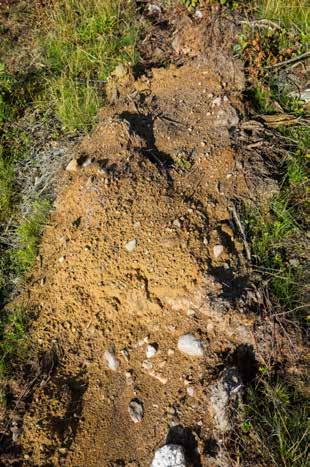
xmin=203 ymin=437 xmax=220 ymax=458
xmin=230 ymin=344 xmax=259 ymax=384
xmin=50 ymin=372 xmax=88 ymax=449
xmin=209 ymin=266 xmax=249 ymax=301
xmin=166 ymin=425 xmax=202 ymax=467
xmin=119 ymin=111 xmax=174 ymax=185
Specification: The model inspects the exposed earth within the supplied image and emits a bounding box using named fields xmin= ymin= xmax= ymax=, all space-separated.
xmin=1 ymin=4 xmax=299 ymax=467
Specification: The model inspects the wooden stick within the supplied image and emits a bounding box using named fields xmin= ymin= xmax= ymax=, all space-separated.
xmin=266 ymin=51 xmax=310 ymax=69
xmin=229 ymin=204 xmax=252 ymax=261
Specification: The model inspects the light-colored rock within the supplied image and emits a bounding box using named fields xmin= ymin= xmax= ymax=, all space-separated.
xmin=186 ymin=386 xmax=194 ymax=397
xmin=149 ymin=370 xmax=168 ymax=385
xmin=66 ymin=159 xmax=78 ymax=172
xmin=151 ymin=444 xmax=186 ymax=467
xmin=104 ymin=349 xmax=119 ymax=371
xmin=210 ymin=368 xmax=242 ymax=433
xmin=128 ymin=399 xmax=144 ymax=423
xmin=213 ymin=244 xmax=224 ymax=258
xmin=142 ymin=360 xmax=153 ymax=370
xmin=148 ymin=4 xmax=161 ymax=15
xmin=125 ymin=239 xmax=137 ymax=252
xmin=173 ymin=219 xmax=181 ymax=228
xmin=146 ymin=344 xmax=158 ymax=358
xmin=177 ymin=334 xmax=204 ymax=357
xmin=82 ymin=157 xmax=92 ymax=168
xmin=194 ymin=9 xmax=203 ymax=20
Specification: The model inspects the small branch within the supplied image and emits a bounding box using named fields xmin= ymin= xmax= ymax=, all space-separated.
xmin=229 ymin=204 xmax=251 ymax=262
xmin=266 ymin=51 xmax=310 ymax=69
xmin=240 ymin=19 xmax=282 ymax=31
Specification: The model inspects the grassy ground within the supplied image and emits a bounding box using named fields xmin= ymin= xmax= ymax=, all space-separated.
xmin=39 ymin=0 xmax=138 ymax=132
xmin=234 ymin=1 xmax=309 ymax=465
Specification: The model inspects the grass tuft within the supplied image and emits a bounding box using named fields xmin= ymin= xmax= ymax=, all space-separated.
xmin=257 ymin=0 xmax=309 ymax=32
xmin=0 ymin=153 xmax=14 ymax=223
xmin=50 ymin=77 xmax=101 ymax=132
xmin=238 ymin=373 xmax=309 ymax=466
xmin=0 ymin=306 xmax=28 ymax=377
xmin=11 ymin=199 xmax=51 ymax=276
xmin=39 ymin=0 xmax=139 ymax=132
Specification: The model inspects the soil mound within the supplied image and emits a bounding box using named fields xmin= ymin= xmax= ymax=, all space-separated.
xmin=6 ymin=11 xmax=270 ymax=467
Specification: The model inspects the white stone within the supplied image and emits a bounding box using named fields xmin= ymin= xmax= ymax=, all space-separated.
xmin=125 ymin=239 xmax=137 ymax=252
xmin=173 ymin=219 xmax=181 ymax=228
xmin=104 ymin=350 xmax=119 ymax=371
xmin=177 ymin=334 xmax=204 ymax=357
xmin=151 ymin=444 xmax=186 ymax=467
xmin=213 ymin=244 xmax=224 ymax=258
xmin=146 ymin=344 xmax=158 ymax=358
xmin=66 ymin=159 xmax=78 ymax=172
xmin=186 ymin=386 xmax=194 ymax=397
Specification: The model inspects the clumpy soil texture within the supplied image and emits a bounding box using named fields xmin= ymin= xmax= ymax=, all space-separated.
xmin=4 ymin=8 xmax=275 ymax=467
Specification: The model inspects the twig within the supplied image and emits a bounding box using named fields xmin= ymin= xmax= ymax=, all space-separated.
xmin=240 ymin=19 xmax=282 ymax=31
xmin=265 ymin=51 xmax=310 ymax=69
xmin=229 ymin=204 xmax=251 ymax=261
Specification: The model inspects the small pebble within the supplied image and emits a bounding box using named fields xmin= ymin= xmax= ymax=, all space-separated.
xmin=66 ymin=159 xmax=78 ymax=172
xmin=187 ymin=386 xmax=195 ymax=397
xmin=142 ymin=360 xmax=153 ymax=370
xmin=104 ymin=349 xmax=119 ymax=371
xmin=128 ymin=399 xmax=144 ymax=423
xmin=146 ymin=344 xmax=158 ymax=358
xmin=149 ymin=370 xmax=168 ymax=385
xmin=125 ymin=239 xmax=137 ymax=252
xmin=82 ymin=157 xmax=92 ymax=168
xmin=213 ymin=244 xmax=224 ymax=258
xmin=173 ymin=219 xmax=181 ymax=228
xmin=121 ymin=349 xmax=130 ymax=361
xmin=177 ymin=334 xmax=204 ymax=357
xmin=167 ymin=349 xmax=175 ymax=356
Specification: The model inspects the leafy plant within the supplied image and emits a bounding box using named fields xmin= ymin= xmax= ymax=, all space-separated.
xmin=181 ymin=0 xmax=200 ymax=9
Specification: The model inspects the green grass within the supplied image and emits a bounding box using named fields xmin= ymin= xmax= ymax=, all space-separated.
xmin=246 ymin=128 xmax=308 ymax=316
xmin=10 ymin=199 xmax=51 ymax=276
xmin=0 ymin=306 xmax=28 ymax=378
xmin=39 ymin=0 xmax=139 ymax=132
xmin=257 ymin=0 xmax=309 ymax=32
xmin=238 ymin=372 xmax=309 ymax=466
xmin=0 ymin=153 xmax=14 ymax=222
xmin=237 ymin=3 xmax=310 ymax=465
xmin=49 ymin=76 xmax=102 ymax=132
